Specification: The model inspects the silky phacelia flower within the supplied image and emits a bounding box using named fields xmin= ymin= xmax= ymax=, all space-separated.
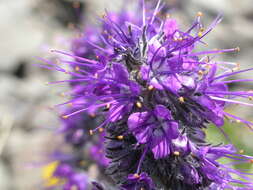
xmin=41 ymin=0 xmax=253 ymax=189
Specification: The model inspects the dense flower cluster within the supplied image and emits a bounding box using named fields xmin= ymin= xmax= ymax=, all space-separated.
xmin=41 ymin=0 xmax=253 ymax=189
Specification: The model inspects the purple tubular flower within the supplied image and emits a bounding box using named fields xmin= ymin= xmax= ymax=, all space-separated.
xmin=128 ymin=105 xmax=179 ymax=159
xmin=59 ymin=109 xmax=97 ymax=147
xmin=42 ymin=0 xmax=253 ymax=189
xmin=89 ymin=134 xmax=110 ymax=168
xmin=121 ymin=172 xmax=155 ymax=190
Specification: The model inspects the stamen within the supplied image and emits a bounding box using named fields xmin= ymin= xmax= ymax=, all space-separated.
xmin=133 ymin=173 xmax=140 ymax=178
xmin=98 ymin=128 xmax=104 ymax=133
xmin=239 ymin=149 xmax=244 ymax=154
xmin=236 ymin=120 xmax=241 ymax=123
xmin=89 ymin=130 xmax=94 ymax=136
xmin=173 ymin=151 xmax=180 ymax=156
xmin=198 ymin=31 xmax=203 ymax=37
xmin=117 ymin=135 xmax=124 ymax=140
xmin=148 ymin=85 xmax=154 ymax=91
xmin=136 ymin=101 xmax=142 ymax=108
xmin=197 ymin=11 xmax=203 ymax=17
xmin=62 ymin=115 xmax=69 ymax=119
xmin=178 ymin=97 xmax=185 ymax=103
xmin=106 ymin=103 xmax=111 ymax=109
xmin=75 ymin=66 xmax=80 ymax=72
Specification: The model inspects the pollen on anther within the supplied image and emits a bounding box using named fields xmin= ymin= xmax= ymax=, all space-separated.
xmin=136 ymin=101 xmax=142 ymax=108
xmin=133 ymin=173 xmax=140 ymax=178
xmin=98 ymin=128 xmax=104 ymax=133
xmin=239 ymin=149 xmax=244 ymax=154
xmin=174 ymin=151 xmax=180 ymax=156
xmin=89 ymin=113 xmax=96 ymax=118
xmin=62 ymin=115 xmax=69 ymax=119
xmin=75 ymin=66 xmax=80 ymax=72
xmin=117 ymin=135 xmax=124 ymax=140
xmin=89 ymin=130 xmax=94 ymax=136
xmin=236 ymin=119 xmax=241 ymax=123
xmin=148 ymin=85 xmax=154 ymax=91
xmin=197 ymin=11 xmax=203 ymax=17
xmin=178 ymin=97 xmax=185 ymax=103
xmin=235 ymin=47 xmax=240 ymax=52
xmin=106 ymin=103 xmax=111 ymax=109
xmin=198 ymin=32 xmax=203 ymax=37
xmin=67 ymin=103 xmax=73 ymax=107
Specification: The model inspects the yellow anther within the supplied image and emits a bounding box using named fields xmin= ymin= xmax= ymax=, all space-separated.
xmin=249 ymin=96 xmax=253 ymax=101
xmin=79 ymin=161 xmax=86 ymax=166
xmin=200 ymin=28 xmax=205 ymax=32
xmin=98 ymin=128 xmax=104 ymax=133
xmin=239 ymin=149 xmax=244 ymax=154
xmin=198 ymin=70 xmax=204 ymax=76
xmin=117 ymin=135 xmax=124 ymax=140
xmin=62 ymin=115 xmax=69 ymax=119
xmin=136 ymin=101 xmax=142 ymax=108
xmin=67 ymin=103 xmax=73 ymax=107
xmin=198 ymin=32 xmax=203 ymax=37
xmin=249 ymin=159 xmax=253 ymax=164
xmin=236 ymin=119 xmax=241 ymax=123
xmin=75 ymin=66 xmax=80 ymax=72
xmin=235 ymin=47 xmax=240 ymax=52
xmin=178 ymin=97 xmax=185 ymax=103
xmin=60 ymin=92 xmax=65 ymax=97
xmin=197 ymin=11 xmax=203 ymax=17
xmin=134 ymin=173 xmax=140 ymax=178
xmin=89 ymin=113 xmax=96 ymax=118
xmin=232 ymin=67 xmax=239 ymax=72
xmin=174 ymin=151 xmax=180 ymax=156
xmin=106 ymin=103 xmax=111 ymax=109
xmin=89 ymin=130 xmax=94 ymax=136
xmin=166 ymin=14 xmax=171 ymax=18
xmin=148 ymin=85 xmax=154 ymax=91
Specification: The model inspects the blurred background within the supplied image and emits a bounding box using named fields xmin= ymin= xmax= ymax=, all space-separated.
xmin=0 ymin=0 xmax=253 ymax=189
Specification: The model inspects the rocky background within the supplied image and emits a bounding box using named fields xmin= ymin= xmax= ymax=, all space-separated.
xmin=0 ymin=0 xmax=253 ymax=189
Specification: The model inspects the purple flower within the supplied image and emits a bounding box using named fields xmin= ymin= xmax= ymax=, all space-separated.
xmin=42 ymin=0 xmax=253 ymax=189
xmin=128 ymin=105 xmax=179 ymax=159
xmin=121 ymin=172 xmax=155 ymax=190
